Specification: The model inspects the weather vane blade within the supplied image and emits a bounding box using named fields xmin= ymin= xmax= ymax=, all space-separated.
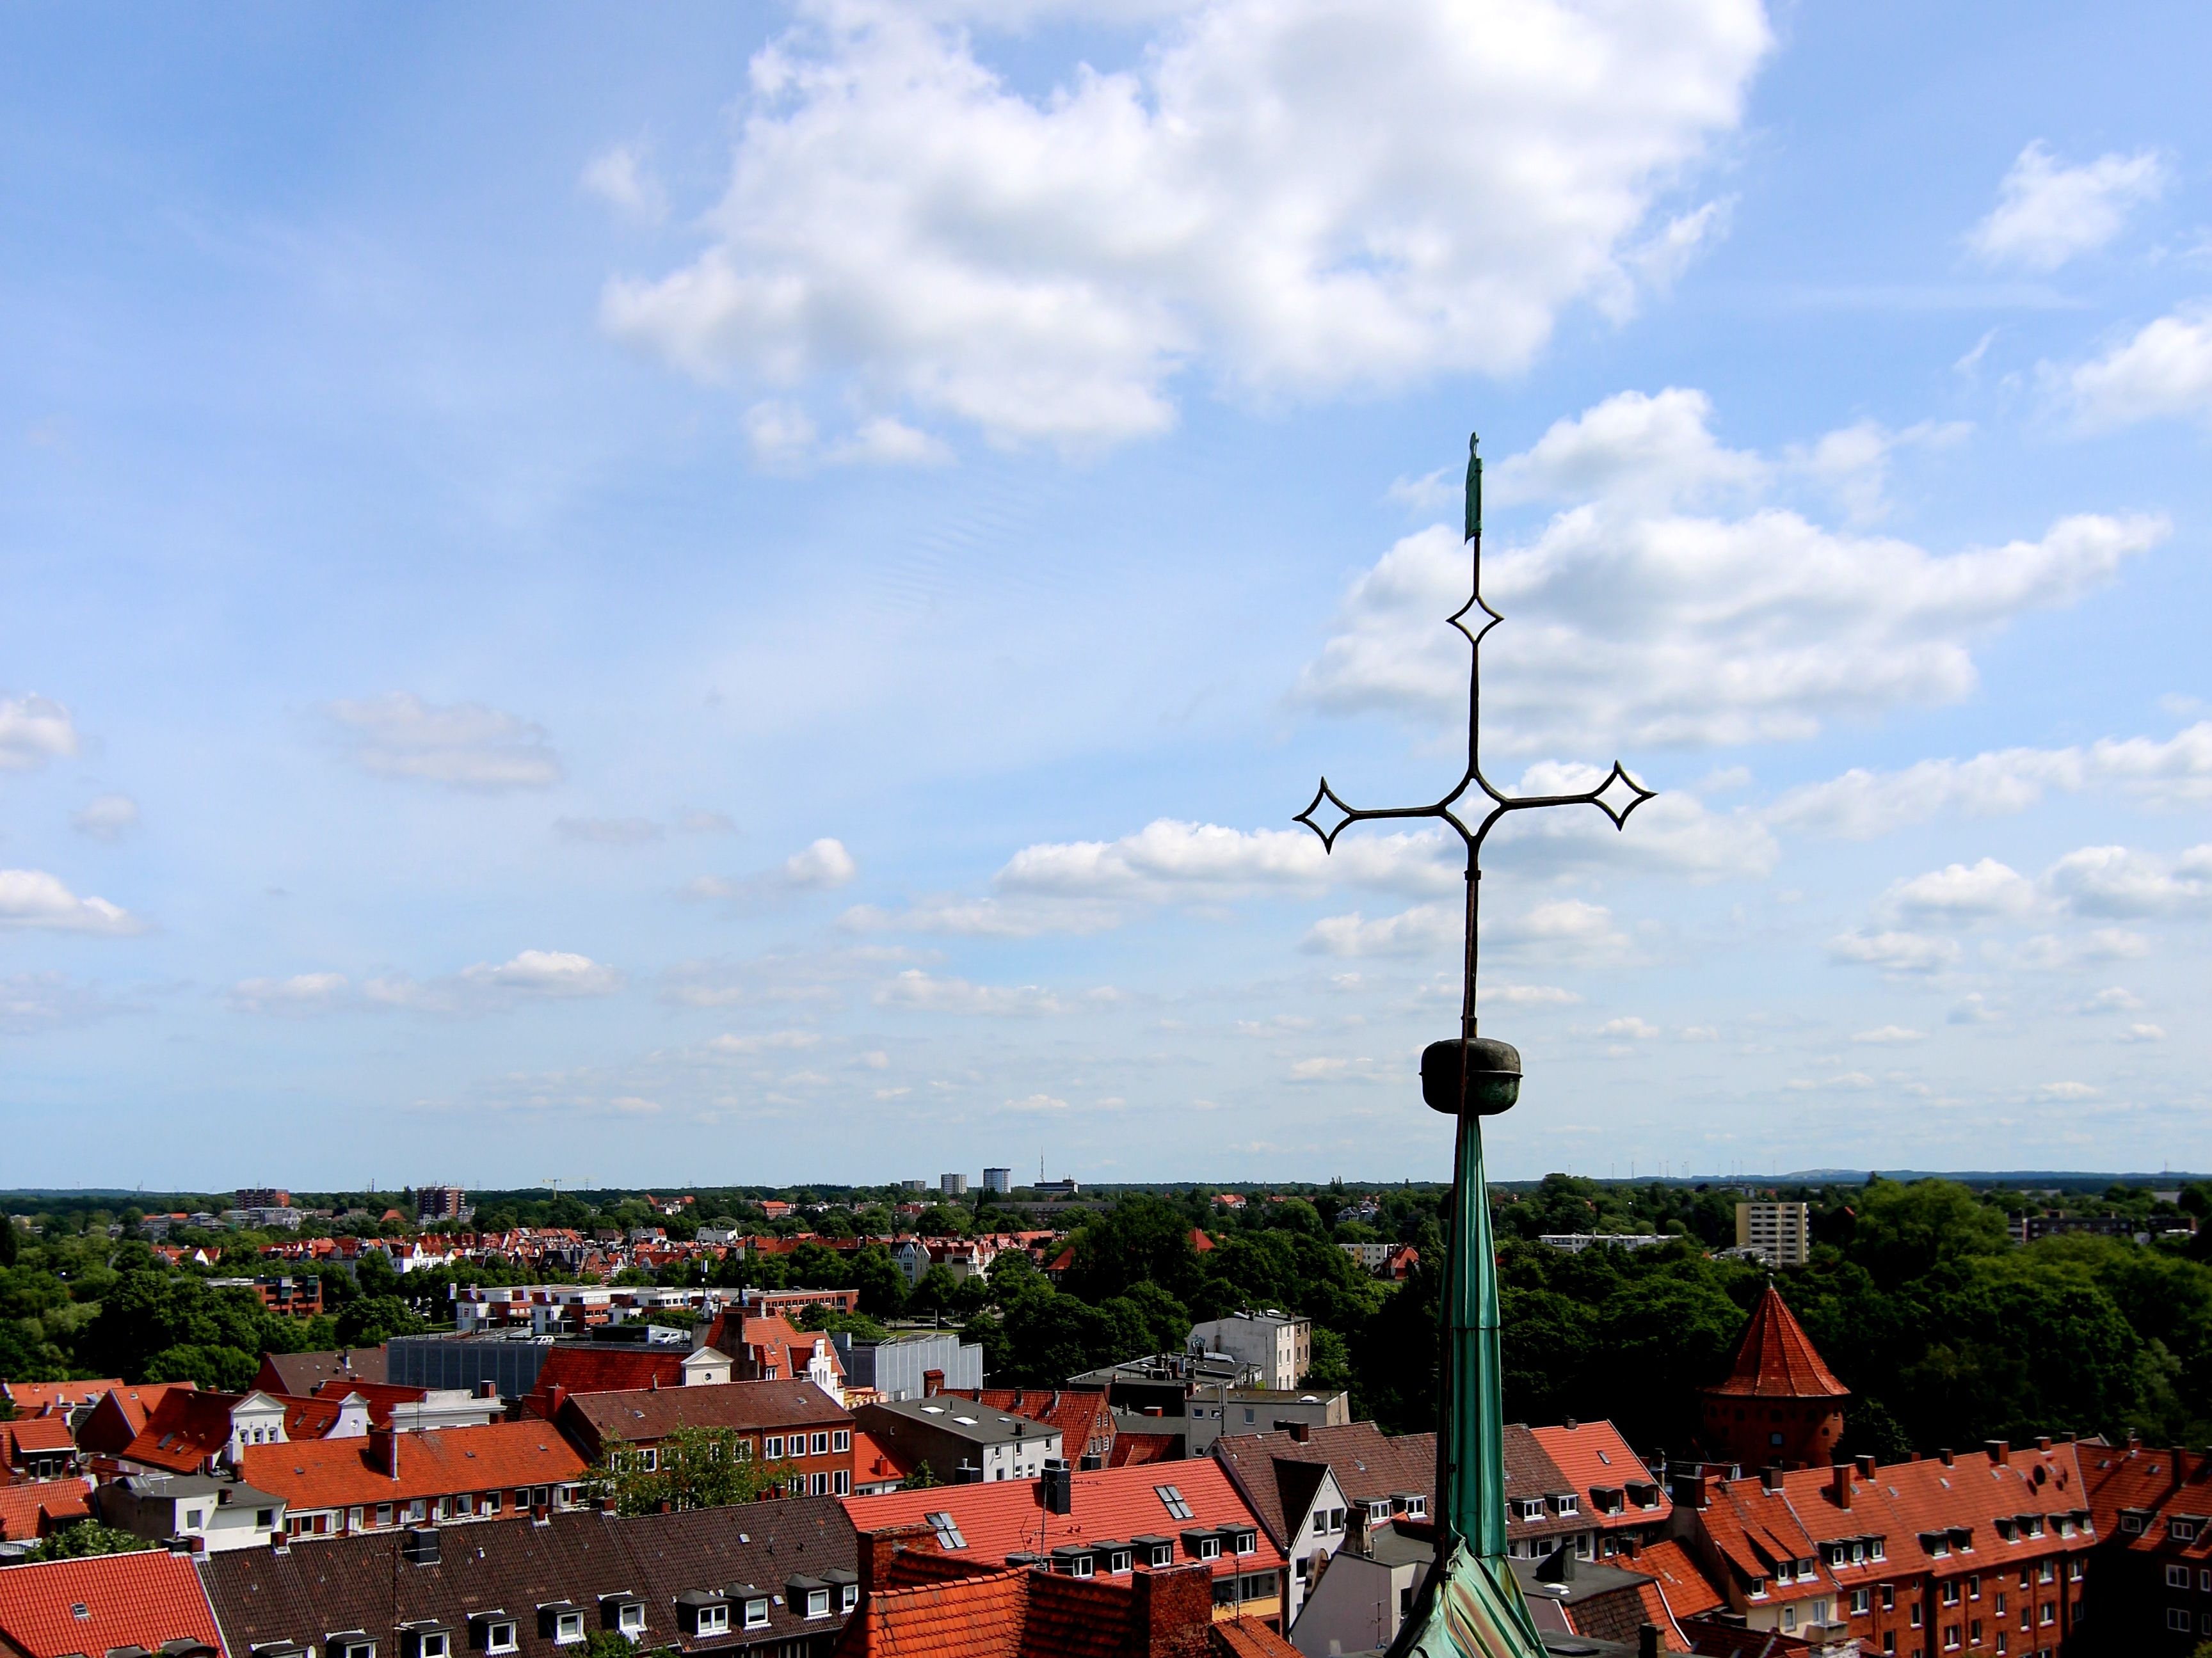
xmin=1292 ymin=429 xmax=1653 ymax=1658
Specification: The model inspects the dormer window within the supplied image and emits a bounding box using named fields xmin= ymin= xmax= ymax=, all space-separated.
xmin=1187 ymin=1533 xmax=1222 ymax=1561
xmin=744 ymin=1597 xmax=770 ymax=1630
xmin=1554 ymin=1495 xmax=1579 ymax=1516
xmin=1405 ymin=1497 xmax=1426 ymax=1519
xmin=1109 ymin=1549 xmax=1134 ymax=1575
xmin=1749 ymin=1578 xmax=1768 ymax=1600
xmin=472 ymin=1617 xmax=518 ymax=1655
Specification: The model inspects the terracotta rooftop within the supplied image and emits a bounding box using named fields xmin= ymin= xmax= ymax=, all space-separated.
xmin=236 ymin=1420 xmax=587 ymax=1511
xmin=1704 ymin=1284 xmax=1848 ymax=1399
xmin=1530 ymin=1420 xmax=1672 ymax=1531
xmin=520 ymin=1345 xmax=693 ymax=1417
xmin=0 ymin=1379 xmax=125 ymax=1414
xmin=0 ymin=1478 xmax=93 ymax=1541
xmin=0 ymin=1550 xmax=223 ymax=1658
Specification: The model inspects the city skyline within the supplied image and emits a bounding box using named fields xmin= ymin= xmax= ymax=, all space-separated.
xmin=4 ymin=3 xmax=2212 ymax=1184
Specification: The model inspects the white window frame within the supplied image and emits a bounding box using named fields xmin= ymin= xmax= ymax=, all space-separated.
xmin=764 ymin=1435 xmax=785 ymax=1459
xmin=831 ymin=1430 xmax=851 ymax=1453
xmin=744 ymin=1599 xmax=769 ymax=1630
xmin=552 ymin=1612 xmax=584 ymax=1646
xmin=616 ymin=1604 xmax=645 ymax=1636
xmin=806 ymin=1588 xmax=832 ymax=1619
xmin=698 ymin=1604 xmax=730 ymax=1636
xmin=484 ymin=1623 xmax=518 ymax=1655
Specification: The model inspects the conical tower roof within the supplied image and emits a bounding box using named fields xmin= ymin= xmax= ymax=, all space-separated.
xmin=1704 ymin=1282 xmax=1848 ymax=1399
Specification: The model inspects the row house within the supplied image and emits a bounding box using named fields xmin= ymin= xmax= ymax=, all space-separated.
xmin=700 ymin=1311 xmax=847 ymax=1397
xmin=555 ymin=1378 xmax=859 ymax=1499
xmin=1212 ymin=1419 xmax=1434 ymax=1626
xmin=200 ymin=1499 xmax=862 ymax=1658
xmin=0 ymin=1476 xmax=93 ymax=1543
xmin=0 ymin=1412 xmax=79 ymax=1481
xmin=1531 ymin=1419 xmax=1674 ymax=1560
xmin=2082 ymin=1435 xmax=2212 ymax=1653
xmin=116 ymin=1387 xmax=378 ymax=1476
xmin=844 ymin=1456 xmax=1290 ymax=1630
xmin=236 ymin=1421 xmax=589 ymax=1539
xmin=522 ymin=1343 xmax=734 ymax=1418
xmin=936 ymin=1385 xmax=1118 ymax=1471
xmin=1670 ymin=1441 xmax=2096 ymax=1657
xmin=0 ymin=1551 xmax=225 ymax=1658
xmin=205 ymin=1274 xmax=325 ymax=1316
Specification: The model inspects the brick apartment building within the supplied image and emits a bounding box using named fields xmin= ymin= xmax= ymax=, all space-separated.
xmin=554 ymin=1377 xmax=858 ymax=1497
xmin=2083 ymin=1435 xmax=2212 ymax=1654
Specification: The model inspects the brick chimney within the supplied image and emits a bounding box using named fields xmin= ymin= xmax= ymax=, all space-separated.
xmin=1831 ymin=1464 xmax=1852 ymax=1510
xmin=856 ymin=1520 xmax=937 ymax=1606
xmin=1761 ymin=1465 xmax=1783 ymax=1493
xmin=923 ymin=1369 xmax=944 ymax=1399
xmin=1285 ymin=1422 xmax=1309 ymax=1444
xmin=1939 ymin=1448 xmax=1955 ymax=1467
xmin=1855 ymin=1454 xmax=1877 ymax=1479
xmin=546 ymin=1382 xmax=567 ymax=1417
xmin=369 ymin=1426 xmax=400 ymax=1479
xmin=1126 ymin=1561 xmax=1213 ymax=1658
xmin=1671 ymin=1472 xmax=1711 ymax=1510
xmin=1987 ymin=1440 xmax=2010 ymax=1465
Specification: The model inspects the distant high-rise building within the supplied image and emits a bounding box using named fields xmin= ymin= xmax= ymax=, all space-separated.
xmin=415 ymin=1185 xmax=467 ymax=1222
xmin=1735 ymin=1200 xmax=1809 ymax=1267
xmin=981 ymin=1167 xmax=1011 ymax=1195
xmin=940 ymin=1173 xmax=968 ymax=1196
xmin=1033 ymin=1177 xmax=1078 ymax=1197
xmin=899 ymin=1179 xmax=926 ymax=1193
xmin=235 ymin=1187 xmax=292 ymax=1210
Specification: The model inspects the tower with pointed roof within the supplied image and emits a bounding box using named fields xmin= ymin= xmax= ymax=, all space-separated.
xmin=1698 ymin=1281 xmax=1848 ymax=1472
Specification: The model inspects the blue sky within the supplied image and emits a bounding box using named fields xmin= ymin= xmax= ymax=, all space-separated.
xmin=4 ymin=1 xmax=2211 ymax=1189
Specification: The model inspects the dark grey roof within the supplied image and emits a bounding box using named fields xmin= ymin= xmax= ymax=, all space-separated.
xmin=858 ymin=1396 xmax=1060 ymax=1449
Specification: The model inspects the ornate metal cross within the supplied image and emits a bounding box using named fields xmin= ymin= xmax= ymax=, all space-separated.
xmin=1292 ymin=432 xmax=1653 ymax=1658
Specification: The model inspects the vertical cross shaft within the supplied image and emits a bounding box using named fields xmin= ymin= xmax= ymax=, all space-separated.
xmin=1293 ymin=431 xmax=1653 ymax=1655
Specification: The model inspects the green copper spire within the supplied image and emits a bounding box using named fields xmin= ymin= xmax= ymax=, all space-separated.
xmin=1292 ymin=422 xmax=1654 ymax=1658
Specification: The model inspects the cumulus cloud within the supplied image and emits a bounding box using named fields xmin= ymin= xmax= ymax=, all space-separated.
xmin=362 ymin=950 xmax=623 ymax=1013
xmin=71 ymin=794 xmax=140 ymax=841
xmin=1969 ymin=141 xmax=2166 ymax=270
xmin=1989 ymin=929 xmax=2150 ymax=971
xmin=874 ymin=969 xmax=1066 ymax=1016
xmin=0 ymin=971 xmax=121 ymax=1034
xmin=1767 ymin=722 xmax=2212 ymax=838
xmin=230 ymin=972 xmax=353 ymax=1016
xmin=0 ymin=869 xmax=143 ymax=935
xmin=1598 ymin=1016 xmax=1660 ymax=1039
xmin=327 ymin=694 xmax=563 ymax=790
xmin=2119 ymin=1023 xmax=2166 ymax=1043
xmin=1295 ymin=391 xmax=2163 ymax=752
xmin=2065 ymin=305 xmax=2212 ymax=431
xmin=600 ymin=0 xmax=1768 ymax=448
xmin=691 ymin=838 xmax=859 ymax=905
xmin=580 ymin=141 xmax=669 ymax=223
xmin=1479 ymin=982 xmax=1582 ymax=1007
xmin=1000 ymin=818 xmax=1454 ymax=900
xmin=1300 ymin=904 xmax=1456 ymax=958
xmin=2044 ymin=843 xmax=2212 ymax=918
xmin=1852 ymin=1025 xmax=1925 ymax=1044
xmin=1882 ymin=857 xmax=2036 ymax=923
xmin=0 ymin=694 xmax=78 ymax=771
xmin=1828 ymin=930 xmax=1959 ymax=975
xmin=702 ymin=1029 xmax=824 ymax=1057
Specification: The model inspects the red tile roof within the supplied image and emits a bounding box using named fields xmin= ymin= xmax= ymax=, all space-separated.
xmin=0 ymin=1380 xmax=125 ymax=1414
xmin=74 ymin=1382 xmax=195 ymax=1456
xmin=0 ymin=1478 xmax=93 ymax=1540
xmin=1691 ymin=1444 xmax=2095 ymax=1602
xmin=942 ymin=1387 xmax=1114 ymax=1463
xmin=1530 ymin=1420 xmax=1671 ymax=1530
xmin=0 ymin=1549 xmax=224 ymax=1658
xmin=1212 ymin=1617 xmax=1302 ymax=1657
xmin=557 ymin=1376 xmax=851 ymax=1459
xmin=844 ymin=1458 xmax=1283 ymax=1583
xmin=236 ymin=1420 xmax=586 ymax=1511
xmin=1705 ymin=1285 xmax=1847 ymax=1399
xmin=1 ymin=1415 xmax=77 ymax=1456
xmin=120 ymin=1390 xmax=249 ymax=1473
xmin=520 ymin=1346 xmax=691 ymax=1416
xmin=1635 ymin=1538 xmax=1726 ymax=1621
xmin=835 ymin=1563 xmax=1030 ymax=1658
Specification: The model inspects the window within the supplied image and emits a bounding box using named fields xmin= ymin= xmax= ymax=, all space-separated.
xmin=1109 ymin=1550 xmax=1133 ymax=1575
xmin=1852 ymin=1590 xmax=1871 ymax=1616
xmin=1192 ymin=1536 xmax=1222 ymax=1561
xmin=1157 ymin=1485 xmax=1194 ymax=1521
xmin=417 ymin=1638 xmax=449 ymax=1658
xmin=552 ymin=1612 xmax=583 ymax=1646
xmin=2170 ymin=1610 xmax=2195 ymax=1634
xmin=618 ymin=1604 xmax=646 ymax=1635
xmin=483 ymin=1492 xmax=500 ymax=1515
xmin=764 ymin=1435 xmax=785 ymax=1459
xmin=743 ymin=1599 xmax=769 ymax=1631
xmin=1969 ymin=1575 xmax=1980 ymax=1600
xmin=696 ymin=1605 xmax=730 ymax=1636
xmin=1943 ymin=1625 xmax=1960 ymax=1652
xmin=810 ymin=1471 xmax=829 ymax=1495
xmin=831 ymin=1430 xmax=851 ymax=1452
xmin=2169 ymin=1566 xmax=2192 ymax=1590
xmin=1406 ymin=1497 xmax=1427 ymax=1518
xmin=841 ymin=1583 xmax=860 ymax=1613
xmin=811 ymin=1431 xmax=830 ymax=1456
xmin=1781 ymin=1608 xmax=1797 ymax=1633
xmin=2175 ymin=1520 xmax=2199 ymax=1542
xmin=805 ymin=1588 xmax=831 ymax=1619
xmin=1245 ymin=1408 xmax=1255 ymax=1423
xmin=833 ymin=1470 xmax=850 ymax=1495
xmin=1235 ymin=1531 xmax=1258 ymax=1556
xmin=1883 ymin=1637 xmax=1895 ymax=1655
xmin=1996 ymin=1592 xmax=2007 ymax=1614
xmin=2039 ymin=1605 xmax=2054 ymax=1627
xmin=1882 ymin=1586 xmax=1896 ymax=1612
xmin=483 ymin=1623 xmax=518 ymax=1655
xmin=1971 ymin=1623 xmax=1982 ymax=1646
xmin=1555 ymin=1495 xmax=1579 ymax=1515
xmin=1749 ymin=1579 xmax=1768 ymax=1600
xmin=2037 ymin=1562 xmax=2053 ymax=1585
xmin=925 ymin=1511 xmax=967 ymax=1550
xmin=1911 ymin=1606 xmax=1923 ymax=1629
xmin=334 ymin=1641 xmax=376 ymax=1658
xmin=1944 ymin=1582 xmax=1961 ymax=1607
xmin=2120 ymin=1514 xmax=2143 ymax=1534
xmin=637 ymin=1448 xmax=657 ymax=1472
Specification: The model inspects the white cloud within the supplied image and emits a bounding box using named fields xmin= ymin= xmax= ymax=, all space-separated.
xmin=0 ymin=971 xmax=118 ymax=1034
xmin=677 ymin=808 xmax=738 ymax=835
xmin=2044 ymin=843 xmax=2212 ymax=918
xmin=1489 ymin=388 xmax=1766 ymax=511
xmin=826 ymin=417 xmax=954 ymax=467
xmin=1300 ymin=903 xmax=1455 ymax=958
xmin=1828 ymin=930 xmax=1959 ymax=975
xmin=556 ymin=816 xmax=663 ymax=845
xmin=1598 ymin=1016 xmax=1660 ymax=1039
xmin=2081 ymin=986 xmax=2142 ymax=1014
xmin=1486 ymin=898 xmax=1633 ymax=963
xmin=1768 ymin=722 xmax=2212 ymax=838
xmin=1001 ymin=818 xmax=1455 ymax=901
xmin=327 ymin=694 xmax=563 ymax=790
xmin=875 ymin=968 xmax=1065 ymax=1016
xmin=601 ymin=0 xmax=1769 ymax=447
xmin=1784 ymin=1071 xmax=1876 ymax=1092
xmin=783 ymin=838 xmax=858 ymax=889
xmin=1001 ymin=1092 xmax=1071 ymax=1113
xmin=703 ymin=1029 xmax=824 ymax=1056
xmin=1884 ymin=857 xmax=2035 ymax=922
xmin=463 ymin=950 xmax=622 ymax=996
xmin=1480 ymin=983 xmax=1582 ymax=1007
xmin=580 ymin=140 xmax=669 ymax=224
xmin=230 ymin=972 xmax=353 ymax=1016
xmin=71 ymin=794 xmax=140 ymax=841
xmin=0 ymin=869 xmax=143 ymax=935
xmin=0 ymin=694 xmax=78 ymax=771
xmin=1783 ymin=418 xmax=1969 ymax=524
xmin=2036 ymin=1080 xmax=2101 ymax=1101
xmin=1948 ymin=993 xmax=2002 ymax=1024
xmin=2065 ymin=305 xmax=2212 ymax=431
xmin=1852 ymin=1025 xmax=1926 ymax=1044
xmin=1969 ymin=141 xmax=2166 ymax=270
xmin=1286 ymin=1056 xmax=1387 ymax=1084
xmin=1295 ymin=394 xmax=2163 ymax=752
xmin=2119 ymin=1023 xmax=2167 ymax=1044
xmin=842 ymin=894 xmax=1123 ymax=939
xmin=1991 ymin=929 xmax=2151 ymax=971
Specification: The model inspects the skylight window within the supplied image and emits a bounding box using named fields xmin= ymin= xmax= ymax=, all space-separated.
xmin=1157 ymin=1485 xmax=1194 ymax=1520
xmin=924 ymin=1511 xmax=966 ymax=1549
